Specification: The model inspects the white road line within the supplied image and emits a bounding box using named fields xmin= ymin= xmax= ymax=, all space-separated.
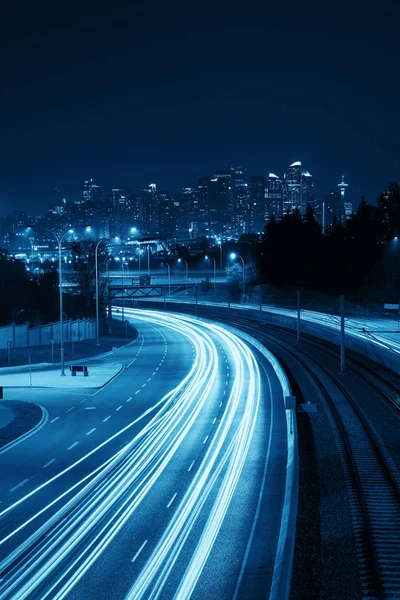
xmin=127 ymin=397 xmax=133 ymax=402
xmin=131 ymin=540 xmax=148 ymax=563
xmin=103 ymin=416 xmax=111 ymax=422
xmin=116 ymin=405 xmax=122 ymax=411
xmin=219 ymin=401 xmax=223 ymax=407
xmin=142 ymin=383 xmax=146 ymax=388
xmin=84 ymin=407 xmax=96 ymax=410
xmin=67 ymin=442 xmax=79 ymax=450
xmin=50 ymin=417 xmax=60 ymax=423
xmin=43 ymin=459 xmax=56 ymax=469
xmin=147 ymin=377 xmax=152 ymax=382
xmin=212 ymin=417 xmax=217 ymax=425
xmin=66 ymin=407 xmax=74 ymax=413
xmin=9 ymin=479 xmax=29 ymax=493
xmin=86 ymin=428 xmax=96 ymax=435
xmin=152 ymin=371 xmax=156 ymax=375
xmin=80 ymin=398 xmax=87 ymax=404
xmin=203 ymin=435 xmax=209 ymax=445
xmin=134 ymin=390 xmax=140 ymax=395
xmin=188 ymin=460 xmax=195 ymax=472
xmin=167 ymin=493 xmax=177 ymax=508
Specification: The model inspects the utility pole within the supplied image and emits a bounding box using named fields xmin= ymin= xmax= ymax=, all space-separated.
xmin=296 ymin=289 xmax=301 ymax=343
xmin=340 ymin=294 xmax=345 ymax=373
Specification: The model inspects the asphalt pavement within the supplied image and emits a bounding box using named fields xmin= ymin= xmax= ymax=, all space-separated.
xmin=0 ymin=309 xmax=290 ymax=600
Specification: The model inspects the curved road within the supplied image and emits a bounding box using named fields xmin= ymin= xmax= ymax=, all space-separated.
xmin=0 ymin=310 xmax=289 ymax=600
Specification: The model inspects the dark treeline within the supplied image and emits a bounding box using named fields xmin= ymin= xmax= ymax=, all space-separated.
xmin=258 ymin=183 xmax=400 ymax=301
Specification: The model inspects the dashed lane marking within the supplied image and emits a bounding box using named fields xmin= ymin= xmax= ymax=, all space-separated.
xmin=188 ymin=461 xmax=195 ymax=472
xmin=50 ymin=417 xmax=60 ymax=423
xmin=86 ymin=428 xmax=96 ymax=435
xmin=67 ymin=442 xmax=79 ymax=450
xmin=9 ymin=479 xmax=29 ymax=493
xmin=103 ymin=416 xmax=111 ymax=422
xmin=43 ymin=459 xmax=56 ymax=469
xmin=116 ymin=405 xmax=123 ymax=411
xmin=131 ymin=540 xmax=148 ymax=563
xmin=167 ymin=493 xmax=177 ymax=508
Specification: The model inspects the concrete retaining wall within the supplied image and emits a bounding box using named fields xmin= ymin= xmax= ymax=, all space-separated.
xmin=0 ymin=319 xmax=96 ymax=350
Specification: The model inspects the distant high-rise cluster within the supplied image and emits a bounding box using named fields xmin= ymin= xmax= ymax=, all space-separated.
xmin=0 ymin=164 xmax=353 ymax=251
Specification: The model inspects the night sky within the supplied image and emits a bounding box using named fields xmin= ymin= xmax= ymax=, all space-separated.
xmin=0 ymin=0 xmax=399 ymax=213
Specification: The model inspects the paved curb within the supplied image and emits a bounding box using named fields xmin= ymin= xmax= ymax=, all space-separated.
xmin=0 ymin=401 xmax=48 ymax=453
xmin=0 ymin=328 xmax=139 ymax=375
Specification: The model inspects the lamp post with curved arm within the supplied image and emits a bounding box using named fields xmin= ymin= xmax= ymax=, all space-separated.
xmin=95 ymin=238 xmax=109 ymax=346
xmin=28 ymin=225 xmax=91 ymax=374
xmin=230 ymin=252 xmax=245 ymax=301
xmin=163 ymin=262 xmax=171 ymax=295
xmin=178 ymin=258 xmax=188 ymax=294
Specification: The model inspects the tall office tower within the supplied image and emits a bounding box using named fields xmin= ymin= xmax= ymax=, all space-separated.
xmin=282 ymin=162 xmax=302 ymax=213
xmin=249 ymin=176 xmax=266 ymax=232
xmin=338 ymin=176 xmax=352 ymax=218
xmin=231 ymin=185 xmax=251 ymax=237
xmin=140 ymin=183 xmax=158 ymax=235
xmin=109 ymin=187 xmax=135 ymax=238
xmin=265 ymin=173 xmax=283 ymax=220
xmin=282 ymin=162 xmax=315 ymax=214
xmin=182 ymin=185 xmax=199 ymax=234
xmin=208 ymin=175 xmax=230 ymax=234
xmin=81 ymin=179 xmax=102 ymax=205
xmin=212 ymin=166 xmax=248 ymax=231
xmin=301 ymin=169 xmax=315 ymax=211
xmin=157 ymin=193 xmax=177 ymax=237
xmin=196 ymin=177 xmax=209 ymax=231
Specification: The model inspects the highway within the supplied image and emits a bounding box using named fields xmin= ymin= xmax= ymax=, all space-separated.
xmin=0 ymin=310 xmax=290 ymax=599
xmin=146 ymin=294 xmax=400 ymax=358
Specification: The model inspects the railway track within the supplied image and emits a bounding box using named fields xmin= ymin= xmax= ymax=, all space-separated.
xmin=228 ymin=318 xmax=400 ymax=600
xmin=136 ymin=301 xmax=400 ymax=597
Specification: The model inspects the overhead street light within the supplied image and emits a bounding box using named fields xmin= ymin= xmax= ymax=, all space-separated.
xmin=27 ymin=225 xmax=91 ymax=375
xmin=229 ymin=252 xmax=245 ymax=301
xmin=205 ymin=255 xmax=216 ymax=301
xmin=178 ymin=258 xmax=189 ymax=294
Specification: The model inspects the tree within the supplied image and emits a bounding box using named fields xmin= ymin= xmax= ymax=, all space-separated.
xmin=67 ymin=241 xmax=109 ymax=318
xmin=0 ymin=250 xmax=33 ymax=325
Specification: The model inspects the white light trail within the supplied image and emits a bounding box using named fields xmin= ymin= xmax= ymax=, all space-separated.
xmin=0 ymin=309 xmax=265 ymax=600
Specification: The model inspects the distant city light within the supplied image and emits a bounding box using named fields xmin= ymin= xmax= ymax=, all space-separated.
xmin=230 ymin=252 xmax=237 ymax=259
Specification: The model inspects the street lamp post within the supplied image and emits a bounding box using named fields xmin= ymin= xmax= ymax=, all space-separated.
xmin=95 ymin=238 xmax=109 ymax=346
xmin=205 ymin=256 xmax=216 ymax=301
xmin=147 ymin=245 xmax=151 ymax=276
xmin=28 ymin=225 xmax=92 ymax=374
xmin=121 ymin=253 xmax=125 ymax=321
xmin=52 ymin=228 xmax=74 ymax=375
xmin=163 ymin=262 xmax=171 ymax=295
xmin=178 ymin=258 xmax=188 ymax=294
xmin=219 ymin=241 xmax=223 ymax=270
xmin=230 ymin=252 xmax=245 ymax=301
xmin=137 ymin=244 xmax=142 ymax=274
